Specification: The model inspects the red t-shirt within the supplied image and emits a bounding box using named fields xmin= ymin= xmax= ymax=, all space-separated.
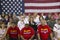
xmin=21 ymin=26 xmax=35 ymax=39
xmin=37 ymin=25 xmax=51 ymax=40
xmin=7 ymin=26 xmax=20 ymax=38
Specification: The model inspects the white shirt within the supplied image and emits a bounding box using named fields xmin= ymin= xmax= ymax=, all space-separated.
xmin=53 ymin=24 xmax=60 ymax=38
xmin=34 ymin=15 xmax=40 ymax=25
xmin=0 ymin=29 xmax=5 ymax=38
xmin=17 ymin=20 xmax=25 ymax=30
xmin=24 ymin=16 xmax=29 ymax=24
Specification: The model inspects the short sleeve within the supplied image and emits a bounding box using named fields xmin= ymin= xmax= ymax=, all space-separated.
xmin=53 ymin=27 xmax=57 ymax=32
xmin=53 ymin=24 xmax=57 ymax=32
xmin=7 ymin=28 xmax=10 ymax=35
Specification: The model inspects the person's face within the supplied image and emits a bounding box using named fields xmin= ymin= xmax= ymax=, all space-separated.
xmin=59 ymin=14 xmax=60 ymax=17
xmin=34 ymin=13 xmax=37 ymax=16
xmin=55 ymin=13 xmax=58 ymax=15
xmin=2 ymin=13 xmax=5 ymax=16
xmin=8 ymin=13 xmax=11 ymax=16
xmin=11 ymin=23 xmax=16 ymax=28
xmin=13 ymin=14 xmax=16 ymax=18
xmin=30 ymin=17 xmax=33 ymax=21
xmin=9 ymin=18 xmax=13 ymax=22
xmin=21 ymin=16 xmax=24 ymax=21
xmin=58 ymin=20 xmax=60 ymax=25
xmin=1 ymin=23 xmax=5 ymax=28
xmin=40 ymin=19 xmax=46 ymax=25
xmin=50 ymin=16 xmax=54 ymax=20
xmin=5 ymin=15 xmax=8 ymax=19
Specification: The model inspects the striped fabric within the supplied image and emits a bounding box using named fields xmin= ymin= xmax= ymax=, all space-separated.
xmin=0 ymin=0 xmax=60 ymax=14
xmin=24 ymin=0 xmax=60 ymax=13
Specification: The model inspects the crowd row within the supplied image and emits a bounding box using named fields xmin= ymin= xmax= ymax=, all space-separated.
xmin=0 ymin=13 xmax=60 ymax=40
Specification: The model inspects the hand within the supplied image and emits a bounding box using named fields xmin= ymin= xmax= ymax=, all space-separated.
xmin=38 ymin=38 xmax=41 ymax=40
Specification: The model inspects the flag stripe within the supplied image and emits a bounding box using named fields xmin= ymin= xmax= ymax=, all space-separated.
xmin=24 ymin=0 xmax=60 ymax=3
xmin=24 ymin=0 xmax=60 ymax=13
xmin=25 ymin=6 xmax=60 ymax=9
xmin=25 ymin=2 xmax=60 ymax=7
xmin=25 ymin=9 xmax=60 ymax=13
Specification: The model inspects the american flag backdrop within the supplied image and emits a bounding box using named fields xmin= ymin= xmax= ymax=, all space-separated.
xmin=24 ymin=0 xmax=60 ymax=13
xmin=0 ymin=0 xmax=60 ymax=14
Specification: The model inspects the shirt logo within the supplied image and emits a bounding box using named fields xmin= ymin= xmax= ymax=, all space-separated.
xmin=10 ymin=30 xmax=17 ymax=34
xmin=41 ymin=28 xmax=48 ymax=34
xmin=24 ymin=30 xmax=31 ymax=34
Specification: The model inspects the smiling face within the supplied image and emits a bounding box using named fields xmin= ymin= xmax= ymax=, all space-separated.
xmin=40 ymin=19 xmax=47 ymax=26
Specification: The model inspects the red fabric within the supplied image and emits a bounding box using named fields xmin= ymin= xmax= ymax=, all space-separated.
xmin=21 ymin=26 xmax=35 ymax=40
xmin=7 ymin=26 xmax=20 ymax=38
xmin=37 ymin=25 xmax=51 ymax=40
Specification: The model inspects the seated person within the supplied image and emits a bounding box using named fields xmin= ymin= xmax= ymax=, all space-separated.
xmin=21 ymin=23 xmax=35 ymax=40
xmin=6 ymin=22 xmax=20 ymax=40
xmin=0 ymin=22 xmax=7 ymax=40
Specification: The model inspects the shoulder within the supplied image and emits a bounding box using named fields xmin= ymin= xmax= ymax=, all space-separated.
xmin=38 ymin=25 xmax=42 ymax=27
xmin=8 ymin=27 xmax=12 ymax=30
xmin=21 ymin=27 xmax=26 ymax=30
xmin=54 ymin=24 xmax=58 ymax=26
xmin=18 ymin=21 xmax=21 ymax=23
xmin=54 ymin=24 xmax=58 ymax=28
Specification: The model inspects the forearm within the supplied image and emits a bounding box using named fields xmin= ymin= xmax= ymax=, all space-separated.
xmin=18 ymin=34 xmax=20 ymax=40
xmin=37 ymin=33 xmax=41 ymax=40
xmin=50 ymin=33 xmax=53 ymax=40
xmin=55 ymin=32 xmax=57 ymax=38
xmin=21 ymin=35 xmax=25 ymax=40
xmin=30 ymin=35 xmax=34 ymax=40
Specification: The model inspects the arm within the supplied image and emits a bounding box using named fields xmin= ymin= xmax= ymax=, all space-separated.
xmin=54 ymin=31 xmax=57 ymax=38
xmin=37 ymin=33 xmax=41 ymax=40
xmin=20 ymin=28 xmax=26 ymax=40
xmin=18 ymin=34 xmax=20 ymax=40
xmin=21 ymin=35 xmax=25 ymax=40
xmin=53 ymin=26 xmax=57 ymax=38
xmin=37 ymin=25 xmax=41 ymax=40
xmin=50 ymin=33 xmax=53 ymax=40
xmin=17 ymin=27 xmax=21 ymax=40
xmin=29 ymin=35 xmax=34 ymax=40
xmin=29 ymin=27 xmax=35 ymax=40
xmin=6 ymin=28 xmax=10 ymax=40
